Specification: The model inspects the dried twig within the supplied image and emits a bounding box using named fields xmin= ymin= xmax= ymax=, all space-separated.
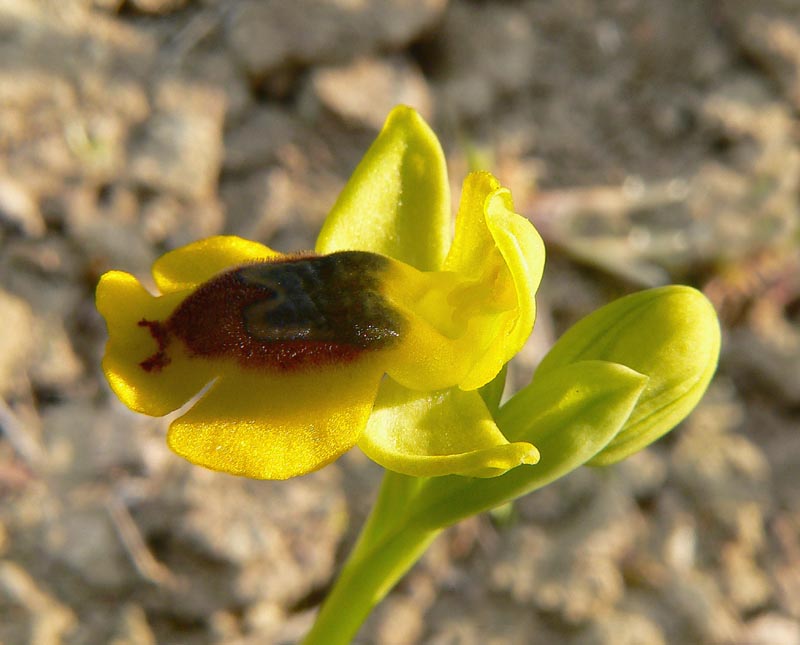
xmin=106 ymin=493 xmax=183 ymax=591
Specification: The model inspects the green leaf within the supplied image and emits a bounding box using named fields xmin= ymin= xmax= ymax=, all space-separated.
xmin=315 ymin=106 xmax=451 ymax=271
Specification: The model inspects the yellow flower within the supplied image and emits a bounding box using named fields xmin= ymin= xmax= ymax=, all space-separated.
xmin=97 ymin=107 xmax=545 ymax=480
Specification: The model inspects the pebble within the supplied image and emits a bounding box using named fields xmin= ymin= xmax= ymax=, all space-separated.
xmin=0 ymin=290 xmax=36 ymax=397
xmin=128 ymin=79 xmax=226 ymax=200
xmin=0 ymin=176 xmax=45 ymax=238
xmin=226 ymin=0 xmax=447 ymax=76
xmin=307 ymin=56 xmax=433 ymax=130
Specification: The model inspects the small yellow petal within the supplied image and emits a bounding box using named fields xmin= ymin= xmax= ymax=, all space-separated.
xmin=444 ymin=172 xmax=545 ymax=390
xmin=377 ymin=173 xmax=545 ymax=392
xmin=359 ymin=380 xmax=538 ymax=478
xmin=464 ymin=184 xmax=545 ymax=388
xmin=153 ymin=235 xmax=281 ymax=294
xmin=168 ymin=362 xmax=386 ymax=479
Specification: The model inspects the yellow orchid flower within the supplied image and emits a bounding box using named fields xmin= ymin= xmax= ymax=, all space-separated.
xmin=97 ymin=106 xmax=545 ymax=480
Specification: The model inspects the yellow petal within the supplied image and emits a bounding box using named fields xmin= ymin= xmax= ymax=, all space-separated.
xmin=359 ymin=379 xmax=539 ymax=478
xmin=379 ymin=172 xmax=545 ymax=392
xmin=153 ymin=235 xmax=280 ymax=293
xmin=444 ymin=172 xmax=545 ymax=390
xmin=167 ymin=362 xmax=386 ymax=479
xmin=316 ymin=106 xmax=451 ymax=271
xmin=97 ymin=270 xmax=215 ymax=415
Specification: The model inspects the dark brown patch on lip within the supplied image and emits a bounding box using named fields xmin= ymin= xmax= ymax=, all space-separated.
xmin=138 ymin=251 xmax=404 ymax=372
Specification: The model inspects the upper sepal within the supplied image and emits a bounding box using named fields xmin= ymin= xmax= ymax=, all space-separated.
xmin=315 ymin=105 xmax=451 ymax=271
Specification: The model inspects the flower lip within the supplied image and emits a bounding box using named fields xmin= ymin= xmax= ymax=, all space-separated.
xmin=140 ymin=250 xmax=405 ymax=373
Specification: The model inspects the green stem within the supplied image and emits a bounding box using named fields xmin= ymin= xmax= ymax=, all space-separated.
xmin=301 ymin=473 xmax=439 ymax=645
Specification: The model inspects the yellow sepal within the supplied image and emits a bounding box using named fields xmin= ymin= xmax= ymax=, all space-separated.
xmin=316 ymin=106 xmax=451 ymax=271
xmin=359 ymin=379 xmax=539 ymax=478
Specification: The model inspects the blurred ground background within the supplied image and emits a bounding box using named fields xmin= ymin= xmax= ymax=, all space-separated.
xmin=1 ymin=0 xmax=799 ymax=643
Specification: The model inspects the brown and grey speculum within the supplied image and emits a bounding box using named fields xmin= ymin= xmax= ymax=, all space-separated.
xmin=138 ymin=251 xmax=404 ymax=372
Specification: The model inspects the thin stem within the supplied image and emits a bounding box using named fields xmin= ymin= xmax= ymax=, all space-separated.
xmin=302 ymin=473 xmax=439 ymax=645
xmin=302 ymin=527 xmax=438 ymax=644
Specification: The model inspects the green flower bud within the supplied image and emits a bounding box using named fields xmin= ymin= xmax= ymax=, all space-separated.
xmin=534 ymin=286 xmax=720 ymax=465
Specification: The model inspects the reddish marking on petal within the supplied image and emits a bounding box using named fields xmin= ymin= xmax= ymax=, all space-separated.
xmin=165 ymin=252 xmax=404 ymax=372
xmin=138 ymin=319 xmax=172 ymax=372
xmin=165 ymin=272 xmax=361 ymax=370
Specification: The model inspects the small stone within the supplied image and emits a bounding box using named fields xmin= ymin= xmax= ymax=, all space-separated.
xmin=0 ymin=290 xmax=36 ymax=397
xmin=28 ymin=318 xmax=83 ymax=393
xmin=573 ymin=610 xmax=667 ymax=645
xmin=226 ymin=0 xmax=447 ymax=76
xmin=662 ymin=515 xmax=697 ymax=572
xmin=243 ymin=602 xmax=286 ymax=638
xmin=110 ymin=604 xmax=156 ymax=645
xmin=743 ymin=613 xmax=800 ymax=645
xmin=429 ymin=2 xmax=538 ymax=118
xmin=720 ymin=543 xmax=772 ymax=612
xmin=223 ymin=107 xmax=300 ymax=173
xmin=722 ymin=4 xmax=800 ymax=110
xmin=658 ymin=572 xmax=741 ymax=643
xmin=128 ymin=79 xmax=226 ymax=200
xmin=45 ymin=502 xmax=134 ymax=590
xmin=0 ymin=176 xmax=45 ymax=238
xmin=308 ymin=56 xmax=433 ymax=130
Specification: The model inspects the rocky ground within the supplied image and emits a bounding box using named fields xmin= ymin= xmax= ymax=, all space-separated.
xmin=1 ymin=1 xmax=799 ymax=643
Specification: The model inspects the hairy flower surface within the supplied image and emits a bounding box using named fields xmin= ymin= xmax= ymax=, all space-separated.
xmin=97 ymin=107 xmax=545 ymax=479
